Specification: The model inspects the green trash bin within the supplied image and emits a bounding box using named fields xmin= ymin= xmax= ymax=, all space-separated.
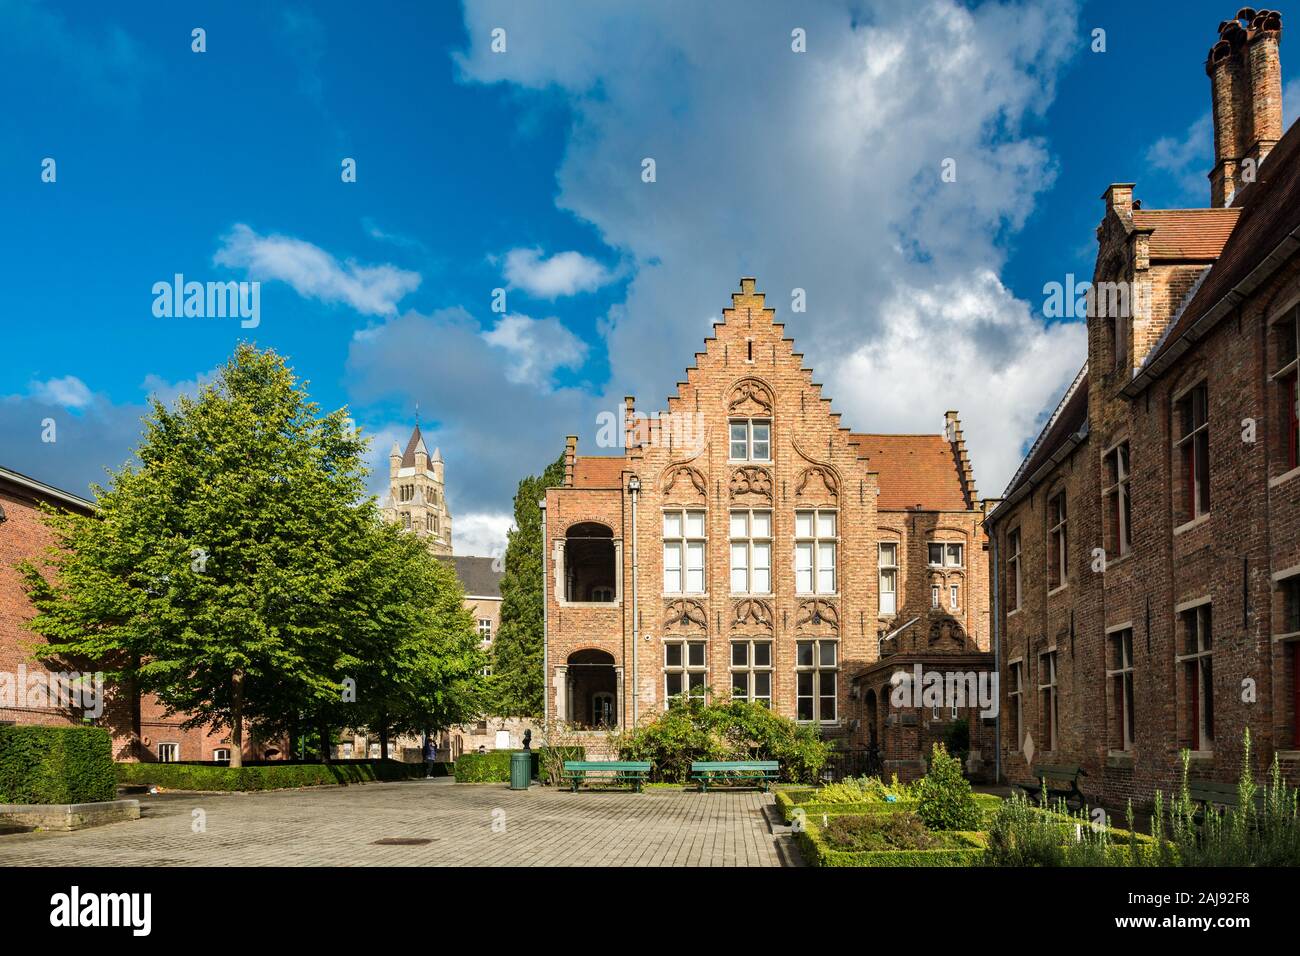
xmin=509 ymin=751 xmax=531 ymax=790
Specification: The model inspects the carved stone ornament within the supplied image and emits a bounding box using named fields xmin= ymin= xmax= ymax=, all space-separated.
xmin=664 ymin=599 xmax=707 ymax=632
xmin=796 ymin=599 xmax=839 ymax=631
xmin=732 ymin=598 xmax=773 ymax=631
xmin=727 ymin=379 xmax=773 ymax=417
xmin=729 ymin=466 xmax=773 ymax=501
xmin=795 ymin=465 xmax=839 ymax=500
xmin=661 ymin=463 xmax=707 ymax=497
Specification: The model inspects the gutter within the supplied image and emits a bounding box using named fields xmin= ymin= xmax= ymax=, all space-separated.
xmin=540 ymin=498 xmax=548 ymax=726
xmin=1122 ymin=224 xmax=1300 ymax=398
xmin=0 ymin=465 xmax=95 ymax=512
xmin=629 ymin=477 xmax=640 ymax=728
xmin=990 ymin=527 xmax=1002 ymax=785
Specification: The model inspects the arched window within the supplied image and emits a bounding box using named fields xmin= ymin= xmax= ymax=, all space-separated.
xmin=564 ymin=523 xmax=616 ymax=602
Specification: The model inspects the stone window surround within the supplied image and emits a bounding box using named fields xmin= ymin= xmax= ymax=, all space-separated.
xmin=1174 ymin=595 xmax=1214 ymax=755
xmin=1171 ymin=376 xmax=1212 ymax=531
xmin=1268 ymin=297 xmax=1300 ymax=481
xmin=1105 ymin=620 xmax=1136 ymax=754
xmin=1272 ymin=564 xmax=1300 ymax=642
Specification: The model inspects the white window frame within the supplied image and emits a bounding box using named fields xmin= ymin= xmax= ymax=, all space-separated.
xmin=928 ymin=541 xmax=964 ymax=568
xmin=795 ymin=639 xmax=838 ymax=724
xmin=729 ymin=509 xmax=772 ymax=594
xmin=158 ymin=742 xmax=180 ymax=763
xmin=729 ymin=640 xmax=773 ymax=707
xmin=663 ymin=509 xmax=707 ymax=595
xmin=477 ymin=618 xmax=492 ymax=640
xmin=728 ymin=418 xmax=771 ymax=462
xmin=1106 ymin=625 xmax=1135 ymax=751
xmin=878 ymin=542 xmax=898 ymax=616
xmin=795 ymin=509 xmax=837 ymax=595
xmin=212 ymin=748 xmax=231 ymax=763
xmin=1038 ymin=650 xmax=1058 ymax=752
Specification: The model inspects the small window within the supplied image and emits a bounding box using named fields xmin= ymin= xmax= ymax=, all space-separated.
xmin=1048 ymin=492 xmax=1068 ymax=589
xmin=729 ymin=419 xmax=771 ymax=461
xmin=478 ymin=619 xmax=492 ymax=640
xmin=1175 ymin=384 xmax=1211 ymax=522
xmin=1179 ymin=604 xmax=1214 ymax=750
xmin=931 ymin=584 xmax=940 ymax=609
xmin=158 ymin=743 xmax=180 ymax=763
xmin=878 ymin=542 xmax=898 ymax=615
xmin=729 ymin=510 xmax=772 ymax=594
xmin=1007 ymin=528 xmax=1022 ymax=611
xmin=928 ymin=542 xmax=963 ymax=567
xmin=212 ymin=748 xmax=231 ymax=764
xmin=1282 ymin=576 xmax=1300 ymax=635
xmin=1038 ymin=651 xmax=1058 ymax=752
xmin=1008 ymin=662 xmax=1024 ymax=748
xmin=949 ymin=583 xmax=959 ymax=610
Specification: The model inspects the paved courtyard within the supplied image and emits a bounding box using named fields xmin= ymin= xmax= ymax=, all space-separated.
xmin=0 ymin=778 xmax=796 ymax=866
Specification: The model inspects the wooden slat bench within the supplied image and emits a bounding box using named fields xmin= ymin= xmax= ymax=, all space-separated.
xmin=690 ymin=760 xmax=780 ymax=792
xmin=561 ymin=761 xmax=651 ymax=793
xmin=1186 ymin=778 xmax=1266 ymax=816
xmin=1018 ymin=764 xmax=1087 ymax=807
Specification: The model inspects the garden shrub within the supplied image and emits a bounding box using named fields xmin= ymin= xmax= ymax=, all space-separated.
xmin=797 ymin=815 xmax=986 ymax=867
xmin=616 ymin=699 xmax=828 ymax=783
xmin=453 ymin=750 xmax=515 ymax=782
xmin=915 ymin=743 xmax=980 ymax=831
xmin=535 ymin=746 xmax=585 ymax=786
xmin=814 ymin=774 xmax=916 ymax=805
xmin=823 ymin=812 xmax=967 ymax=852
xmin=0 ymin=724 xmax=117 ymax=804
xmin=116 ymin=758 xmax=424 ymax=792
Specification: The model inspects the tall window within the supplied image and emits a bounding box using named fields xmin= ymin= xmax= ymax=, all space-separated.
xmin=665 ymin=641 xmax=707 ymax=704
xmin=478 ymin=619 xmax=492 ymax=640
xmin=401 ymin=511 xmax=411 ymax=530
xmin=1275 ymin=309 xmax=1299 ymax=471
xmin=949 ymin=583 xmax=959 ymax=610
xmin=1007 ymin=528 xmax=1022 ymax=612
xmin=878 ymin=542 xmax=898 ymax=615
xmin=1179 ymin=603 xmax=1214 ymax=750
xmin=1008 ymin=661 xmax=1023 ymax=748
xmin=931 ymin=583 xmax=940 ymax=608
xmin=1038 ymin=651 xmax=1058 ymax=752
xmin=729 ymin=419 xmax=771 ymax=461
xmin=795 ymin=510 xmax=837 ymax=594
xmin=1282 ymin=575 xmax=1300 ymax=635
xmin=1047 ymin=492 xmax=1068 ymax=590
xmin=1103 ymin=442 xmax=1132 ymax=558
xmin=663 ymin=510 xmax=706 ymax=594
xmin=928 ymin=542 xmax=964 ymax=567
xmin=729 ymin=510 xmax=771 ymax=594
xmin=796 ymin=639 xmax=837 ymax=722
xmin=1176 ymin=384 xmax=1211 ymax=522
xmin=730 ymin=640 xmax=772 ymax=707
xmin=1107 ymin=628 xmax=1135 ymax=751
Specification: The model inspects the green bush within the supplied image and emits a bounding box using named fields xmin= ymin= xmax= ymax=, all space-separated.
xmin=0 ymin=724 xmax=117 ymax=804
xmin=984 ymin=791 xmax=1164 ymax=867
xmin=823 ymin=812 xmax=968 ymax=852
xmin=454 ymin=750 xmax=516 ymax=782
xmin=116 ymin=759 xmax=424 ymax=792
xmin=775 ymin=787 xmax=1001 ymax=825
xmin=536 ymin=746 xmax=585 ymax=786
xmin=617 ymin=699 xmax=828 ymax=783
xmin=796 ymin=815 xmax=985 ymax=867
xmin=915 ymin=743 xmax=981 ymax=831
xmin=814 ymin=774 xmax=917 ymax=805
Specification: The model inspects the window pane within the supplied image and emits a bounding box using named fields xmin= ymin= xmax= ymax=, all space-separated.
xmin=753 ymin=642 xmax=771 ymax=667
xmin=818 ymin=543 xmax=836 ymax=592
xmin=686 ymin=540 xmax=704 ymax=571
xmin=730 ymin=512 xmax=748 ymax=537
xmin=666 ymin=672 xmax=683 ymax=697
xmin=820 ymin=689 xmax=836 ymax=721
xmin=947 ymin=543 xmax=962 ymax=566
xmin=752 ymin=566 xmax=770 ymax=594
xmin=753 ymin=671 xmax=771 ymax=698
xmin=928 ymin=543 xmax=944 ymax=565
xmin=751 ymin=422 xmax=770 ymax=459
xmin=795 ymin=511 xmax=813 ymax=537
xmin=879 ymin=543 xmax=896 ymax=566
xmin=731 ymin=642 xmax=748 ymax=667
xmin=730 ymin=543 xmax=748 ymax=592
xmin=819 ymin=642 xmax=837 ymax=667
xmin=732 ymin=671 xmax=748 ymax=695
xmin=663 ymin=511 xmax=681 ymax=538
xmin=687 ymin=671 xmax=706 ymax=692
xmin=795 ymin=543 xmax=813 ymax=593
xmin=797 ymin=671 xmax=814 ymax=695
xmin=687 ymin=642 xmax=705 ymax=667
xmin=665 ymin=643 xmax=682 ymax=667
xmin=751 ymin=510 xmax=771 ymax=538
xmin=797 ymin=641 xmax=814 ymax=667
xmin=817 ymin=511 xmax=836 ymax=537
xmin=663 ymin=543 xmax=681 ymax=593
xmin=684 ymin=510 xmax=705 ymax=537
xmin=797 ymin=695 xmax=814 ymax=722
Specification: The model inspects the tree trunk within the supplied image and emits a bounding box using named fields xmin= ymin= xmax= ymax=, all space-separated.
xmin=319 ymin=724 xmax=331 ymax=763
xmin=380 ymin=725 xmax=389 ymax=761
xmin=230 ymin=670 xmax=245 ymax=769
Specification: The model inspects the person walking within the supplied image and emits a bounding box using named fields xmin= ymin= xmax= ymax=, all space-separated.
xmin=424 ymin=736 xmax=438 ymax=778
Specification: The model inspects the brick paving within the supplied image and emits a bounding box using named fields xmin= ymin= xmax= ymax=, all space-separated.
xmin=0 ymin=779 xmax=794 ymax=866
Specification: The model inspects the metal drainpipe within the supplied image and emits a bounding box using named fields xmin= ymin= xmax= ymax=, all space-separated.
xmin=540 ymin=499 xmax=548 ymax=727
xmin=629 ymin=477 xmax=640 ymax=727
xmin=990 ymin=525 xmax=1002 ymax=785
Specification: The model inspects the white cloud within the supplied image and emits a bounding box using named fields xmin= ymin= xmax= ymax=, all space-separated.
xmin=29 ymin=375 xmax=94 ymax=410
xmin=502 ymin=248 xmax=616 ymax=298
xmin=482 ymin=313 xmax=588 ymax=387
xmin=456 ymin=0 xmax=1083 ymax=495
xmin=140 ymin=368 xmax=221 ymax=407
xmin=454 ymin=511 xmax=514 ymax=558
xmin=1146 ymin=112 xmax=1213 ymax=204
xmin=214 ymin=223 xmax=420 ymax=316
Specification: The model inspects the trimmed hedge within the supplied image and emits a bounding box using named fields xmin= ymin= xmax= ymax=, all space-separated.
xmin=776 ymin=788 xmax=1002 ymax=825
xmin=454 ymin=750 xmax=515 ymax=782
xmin=0 ymin=724 xmax=117 ymax=804
xmin=796 ymin=816 xmax=987 ymax=867
xmin=116 ymin=759 xmax=425 ymax=792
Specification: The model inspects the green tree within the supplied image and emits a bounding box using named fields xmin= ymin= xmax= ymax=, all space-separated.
xmin=18 ymin=345 xmax=437 ymax=767
xmin=490 ymin=451 xmax=565 ymax=717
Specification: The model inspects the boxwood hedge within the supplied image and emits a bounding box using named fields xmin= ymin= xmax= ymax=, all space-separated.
xmin=115 ymin=759 xmax=425 ymax=792
xmin=0 ymin=724 xmax=118 ymax=805
xmin=795 ymin=815 xmax=988 ymax=867
xmin=776 ymin=788 xmax=1002 ymax=825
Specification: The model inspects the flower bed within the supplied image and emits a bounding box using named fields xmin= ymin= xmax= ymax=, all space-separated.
xmin=795 ymin=813 xmax=987 ymax=867
xmin=776 ymin=787 xmax=1002 ymax=825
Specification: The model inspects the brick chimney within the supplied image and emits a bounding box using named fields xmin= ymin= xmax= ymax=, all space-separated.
xmin=564 ymin=435 xmax=577 ymax=487
xmin=1207 ymin=8 xmax=1284 ymax=207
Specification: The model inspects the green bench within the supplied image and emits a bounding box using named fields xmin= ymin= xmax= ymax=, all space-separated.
xmin=690 ymin=760 xmax=780 ymax=792
xmin=561 ymin=761 xmax=652 ymax=792
xmin=1187 ymin=777 xmax=1266 ymax=816
xmin=1019 ymin=763 xmax=1087 ymax=807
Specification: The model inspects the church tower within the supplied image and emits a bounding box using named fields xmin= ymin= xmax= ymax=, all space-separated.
xmin=381 ymin=423 xmax=452 ymax=555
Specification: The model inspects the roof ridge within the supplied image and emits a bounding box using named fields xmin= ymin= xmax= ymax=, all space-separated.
xmin=1001 ymin=361 xmax=1088 ymax=498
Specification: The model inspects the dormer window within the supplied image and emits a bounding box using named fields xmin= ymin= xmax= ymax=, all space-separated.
xmin=729 ymin=419 xmax=770 ymax=461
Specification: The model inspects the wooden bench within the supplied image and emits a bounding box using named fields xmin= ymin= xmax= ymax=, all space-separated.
xmin=690 ymin=760 xmax=780 ymax=792
xmin=1186 ymin=778 xmax=1266 ymax=816
xmin=1018 ymin=764 xmax=1087 ymax=807
xmin=561 ymin=761 xmax=651 ymax=793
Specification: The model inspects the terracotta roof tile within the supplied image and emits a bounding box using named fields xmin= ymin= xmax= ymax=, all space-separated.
xmin=1131 ymin=208 xmax=1240 ymax=260
xmin=849 ymin=434 xmax=968 ymax=511
xmin=573 ymin=456 xmax=625 ymax=488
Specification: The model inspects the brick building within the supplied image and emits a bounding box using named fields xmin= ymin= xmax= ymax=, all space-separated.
xmin=542 ymin=278 xmax=996 ymax=774
xmin=988 ymin=10 xmax=1300 ymax=808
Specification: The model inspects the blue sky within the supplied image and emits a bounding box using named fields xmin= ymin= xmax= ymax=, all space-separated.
xmin=1 ymin=0 xmax=1293 ymax=554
